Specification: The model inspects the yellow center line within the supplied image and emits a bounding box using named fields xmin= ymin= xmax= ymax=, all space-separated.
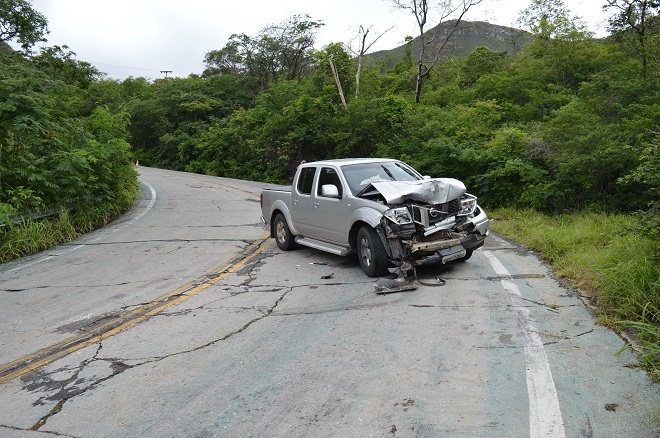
xmin=0 ymin=232 xmax=273 ymax=385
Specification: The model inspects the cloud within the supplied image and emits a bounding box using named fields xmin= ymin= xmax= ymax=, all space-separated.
xmin=24 ymin=0 xmax=611 ymax=80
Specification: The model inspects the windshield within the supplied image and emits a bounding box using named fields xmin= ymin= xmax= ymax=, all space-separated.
xmin=342 ymin=161 xmax=422 ymax=195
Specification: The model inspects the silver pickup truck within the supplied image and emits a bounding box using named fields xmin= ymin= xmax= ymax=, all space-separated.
xmin=260 ymin=158 xmax=490 ymax=277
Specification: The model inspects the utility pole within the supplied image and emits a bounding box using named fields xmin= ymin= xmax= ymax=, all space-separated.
xmin=160 ymin=70 xmax=172 ymax=78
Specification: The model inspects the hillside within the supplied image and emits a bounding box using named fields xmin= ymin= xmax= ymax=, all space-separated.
xmin=0 ymin=41 xmax=13 ymax=55
xmin=367 ymin=20 xmax=532 ymax=64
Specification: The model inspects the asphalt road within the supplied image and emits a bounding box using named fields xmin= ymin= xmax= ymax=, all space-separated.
xmin=0 ymin=167 xmax=657 ymax=437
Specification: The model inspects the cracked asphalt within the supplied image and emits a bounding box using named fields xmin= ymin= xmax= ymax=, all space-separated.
xmin=0 ymin=167 xmax=657 ymax=437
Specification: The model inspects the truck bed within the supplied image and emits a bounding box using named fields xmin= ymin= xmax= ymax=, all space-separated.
xmin=262 ymin=185 xmax=292 ymax=192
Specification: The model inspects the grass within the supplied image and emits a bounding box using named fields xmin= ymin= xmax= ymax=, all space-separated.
xmin=491 ymin=208 xmax=659 ymax=381
xmin=0 ymin=184 xmax=140 ymax=263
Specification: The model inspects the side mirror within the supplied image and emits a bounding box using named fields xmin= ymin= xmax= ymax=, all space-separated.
xmin=423 ymin=175 xmax=432 ymax=179
xmin=321 ymin=184 xmax=340 ymax=198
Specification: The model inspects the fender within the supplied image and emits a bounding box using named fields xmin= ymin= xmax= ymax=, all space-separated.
xmin=347 ymin=206 xmax=385 ymax=229
xmin=269 ymin=199 xmax=300 ymax=236
xmin=344 ymin=206 xmax=387 ymax=245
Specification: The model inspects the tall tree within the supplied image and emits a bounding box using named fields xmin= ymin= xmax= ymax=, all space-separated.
xmin=517 ymin=0 xmax=589 ymax=40
xmin=263 ymin=14 xmax=324 ymax=82
xmin=605 ymin=0 xmax=659 ymax=75
xmin=389 ymin=0 xmax=483 ymax=103
xmin=203 ymin=15 xmax=323 ymax=92
xmin=31 ymin=45 xmax=102 ymax=88
xmin=517 ymin=0 xmax=595 ymax=89
xmin=0 ymin=0 xmax=48 ymax=50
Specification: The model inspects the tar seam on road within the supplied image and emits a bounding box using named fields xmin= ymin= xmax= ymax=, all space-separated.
xmin=483 ymin=250 xmax=567 ymax=438
xmin=0 ymin=174 xmax=269 ymax=384
xmin=0 ymin=231 xmax=272 ymax=385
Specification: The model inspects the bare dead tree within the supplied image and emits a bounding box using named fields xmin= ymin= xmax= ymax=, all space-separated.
xmin=390 ymin=0 xmax=484 ymax=103
xmin=328 ymin=56 xmax=348 ymax=110
xmin=345 ymin=24 xmax=393 ymax=98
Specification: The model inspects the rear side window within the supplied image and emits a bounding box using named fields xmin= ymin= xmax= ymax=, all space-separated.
xmin=297 ymin=167 xmax=317 ymax=195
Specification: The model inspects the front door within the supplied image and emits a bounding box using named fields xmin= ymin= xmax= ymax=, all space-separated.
xmin=309 ymin=167 xmax=349 ymax=245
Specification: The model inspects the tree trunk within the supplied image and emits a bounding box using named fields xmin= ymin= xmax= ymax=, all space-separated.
xmin=355 ymin=55 xmax=363 ymax=99
xmin=328 ymin=57 xmax=348 ymax=110
xmin=415 ymin=61 xmax=423 ymax=103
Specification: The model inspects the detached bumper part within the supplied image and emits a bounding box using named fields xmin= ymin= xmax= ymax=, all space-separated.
xmin=375 ymin=271 xmax=418 ymax=294
xmin=417 ymin=232 xmax=487 ymax=266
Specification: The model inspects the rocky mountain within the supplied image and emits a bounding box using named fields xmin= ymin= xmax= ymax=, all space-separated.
xmin=367 ymin=20 xmax=533 ymax=64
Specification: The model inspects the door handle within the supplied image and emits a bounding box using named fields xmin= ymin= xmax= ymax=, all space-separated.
xmin=313 ymin=202 xmax=320 ymax=207
xmin=293 ymin=199 xmax=299 ymax=204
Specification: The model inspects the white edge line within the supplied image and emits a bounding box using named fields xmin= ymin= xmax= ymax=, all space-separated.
xmin=5 ymin=178 xmax=157 ymax=273
xmin=483 ymin=250 xmax=566 ymax=438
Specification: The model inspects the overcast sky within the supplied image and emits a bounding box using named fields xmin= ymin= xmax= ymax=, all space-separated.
xmin=25 ymin=0 xmax=612 ymax=80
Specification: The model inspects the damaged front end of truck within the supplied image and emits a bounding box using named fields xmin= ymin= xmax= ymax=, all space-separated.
xmin=359 ymin=178 xmax=490 ymax=272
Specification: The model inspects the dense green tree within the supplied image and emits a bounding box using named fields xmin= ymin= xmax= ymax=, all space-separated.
xmin=196 ymin=80 xmax=338 ymax=182
xmin=31 ymin=45 xmax=102 ymax=89
xmin=124 ymin=75 xmax=252 ymax=169
xmin=459 ymin=46 xmax=507 ymax=87
xmin=313 ymin=42 xmax=353 ymax=106
xmin=335 ymin=94 xmax=409 ymax=158
xmin=516 ymin=0 xmax=605 ymax=91
xmin=517 ymin=0 xmax=590 ymax=40
xmin=203 ymin=15 xmax=323 ymax=93
xmin=605 ymin=0 xmax=659 ymax=75
xmin=0 ymin=54 xmax=137 ymax=223
xmin=538 ymin=97 xmax=635 ymax=210
xmin=0 ymin=57 xmax=55 ymax=212
xmin=0 ymin=0 xmax=48 ymax=50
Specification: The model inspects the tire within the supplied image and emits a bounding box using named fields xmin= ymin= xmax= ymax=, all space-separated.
xmin=273 ymin=213 xmax=296 ymax=251
xmin=456 ymin=249 xmax=473 ymax=262
xmin=356 ymin=226 xmax=389 ymax=277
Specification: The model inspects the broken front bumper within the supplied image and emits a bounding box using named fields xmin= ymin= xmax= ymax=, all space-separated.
xmin=411 ymin=208 xmax=490 ymax=266
xmin=426 ymin=234 xmax=486 ymax=265
xmin=415 ymin=232 xmax=488 ymax=265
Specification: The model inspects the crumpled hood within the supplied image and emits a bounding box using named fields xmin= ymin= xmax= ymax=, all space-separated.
xmin=371 ymin=178 xmax=467 ymax=204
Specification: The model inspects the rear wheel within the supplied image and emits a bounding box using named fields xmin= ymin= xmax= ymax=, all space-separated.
xmin=357 ymin=226 xmax=389 ymax=277
xmin=273 ymin=213 xmax=296 ymax=251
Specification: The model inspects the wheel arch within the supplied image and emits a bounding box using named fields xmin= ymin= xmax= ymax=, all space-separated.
xmin=347 ymin=207 xmax=384 ymax=252
xmin=348 ymin=220 xmax=371 ymax=252
xmin=268 ymin=201 xmax=298 ymax=238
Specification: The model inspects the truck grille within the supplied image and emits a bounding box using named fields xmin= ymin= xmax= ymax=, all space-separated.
xmin=411 ymin=199 xmax=461 ymax=227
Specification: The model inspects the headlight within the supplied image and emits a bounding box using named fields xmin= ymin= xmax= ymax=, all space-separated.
xmin=383 ymin=207 xmax=413 ymax=224
xmin=458 ymin=195 xmax=477 ymax=216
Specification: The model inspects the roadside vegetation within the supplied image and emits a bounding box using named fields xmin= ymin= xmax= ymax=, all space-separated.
xmin=491 ymin=209 xmax=659 ymax=380
xmin=0 ymin=3 xmax=140 ymax=261
xmin=1 ymin=1 xmax=657 ymax=374
xmin=0 ymin=187 xmax=139 ymax=263
xmin=0 ymin=50 xmax=140 ymax=262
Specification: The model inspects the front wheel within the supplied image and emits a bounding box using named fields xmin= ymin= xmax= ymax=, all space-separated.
xmin=273 ymin=213 xmax=296 ymax=251
xmin=356 ymin=226 xmax=389 ymax=277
